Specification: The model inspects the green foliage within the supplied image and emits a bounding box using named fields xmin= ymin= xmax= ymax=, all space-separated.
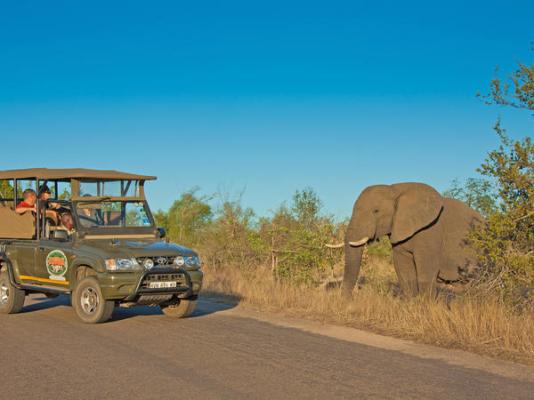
xmin=473 ymin=128 xmax=534 ymax=304
xmin=292 ymin=187 xmax=322 ymax=228
xmin=472 ymin=52 xmax=534 ymax=306
xmin=156 ymin=189 xmax=212 ymax=247
xmin=205 ymin=200 xmax=259 ymax=267
xmin=443 ymin=178 xmax=498 ymax=217
xmin=265 ymin=189 xmax=340 ymax=283
xmin=157 ymin=187 xmax=343 ymax=285
xmin=58 ymin=188 xmax=71 ymax=200
xmin=367 ymin=237 xmax=393 ymax=260
xmin=479 ymin=61 xmax=534 ymax=112
xmin=0 ymin=180 xmax=15 ymax=200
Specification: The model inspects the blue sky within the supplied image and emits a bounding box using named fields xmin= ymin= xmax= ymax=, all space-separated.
xmin=0 ymin=1 xmax=532 ymax=218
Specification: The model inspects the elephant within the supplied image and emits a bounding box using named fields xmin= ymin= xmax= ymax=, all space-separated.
xmin=331 ymin=183 xmax=484 ymax=297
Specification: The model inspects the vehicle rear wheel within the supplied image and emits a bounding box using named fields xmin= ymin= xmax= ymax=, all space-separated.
xmin=0 ymin=271 xmax=25 ymax=314
xmin=160 ymin=299 xmax=197 ymax=318
xmin=72 ymin=277 xmax=114 ymax=324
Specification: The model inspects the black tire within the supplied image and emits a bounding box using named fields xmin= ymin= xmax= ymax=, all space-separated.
xmin=160 ymin=299 xmax=197 ymax=318
xmin=0 ymin=271 xmax=25 ymax=314
xmin=72 ymin=277 xmax=114 ymax=324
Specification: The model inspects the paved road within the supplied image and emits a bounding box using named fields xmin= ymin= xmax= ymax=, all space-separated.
xmin=1 ymin=294 xmax=533 ymax=400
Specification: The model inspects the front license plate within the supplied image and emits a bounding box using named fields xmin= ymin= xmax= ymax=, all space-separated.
xmin=149 ymin=282 xmax=177 ymax=289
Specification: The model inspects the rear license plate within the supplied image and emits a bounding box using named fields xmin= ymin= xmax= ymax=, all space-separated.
xmin=149 ymin=282 xmax=177 ymax=289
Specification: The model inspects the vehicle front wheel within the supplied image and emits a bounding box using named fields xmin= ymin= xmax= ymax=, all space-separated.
xmin=0 ymin=271 xmax=25 ymax=314
xmin=72 ymin=277 xmax=114 ymax=324
xmin=160 ymin=299 xmax=197 ymax=318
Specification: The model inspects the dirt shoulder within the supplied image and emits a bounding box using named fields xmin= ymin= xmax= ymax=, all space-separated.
xmin=204 ymin=295 xmax=534 ymax=383
xmin=203 ymin=263 xmax=534 ymax=365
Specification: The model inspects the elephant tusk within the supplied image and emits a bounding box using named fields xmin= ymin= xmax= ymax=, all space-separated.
xmin=349 ymin=237 xmax=369 ymax=247
xmin=325 ymin=243 xmax=344 ymax=249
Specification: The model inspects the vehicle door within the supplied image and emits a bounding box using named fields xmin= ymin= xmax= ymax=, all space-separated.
xmin=4 ymin=239 xmax=37 ymax=283
xmin=33 ymin=236 xmax=75 ymax=289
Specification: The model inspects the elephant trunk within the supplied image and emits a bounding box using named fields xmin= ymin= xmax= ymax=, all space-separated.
xmin=342 ymin=243 xmax=365 ymax=296
xmin=341 ymin=212 xmax=375 ymax=297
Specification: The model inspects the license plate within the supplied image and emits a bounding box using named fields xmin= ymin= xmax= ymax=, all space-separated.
xmin=149 ymin=281 xmax=177 ymax=289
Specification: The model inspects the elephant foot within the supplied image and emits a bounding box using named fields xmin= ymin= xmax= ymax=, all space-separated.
xmin=416 ymin=281 xmax=438 ymax=300
xmin=341 ymin=285 xmax=356 ymax=299
xmin=398 ymin=280 xmax=419 ymax=298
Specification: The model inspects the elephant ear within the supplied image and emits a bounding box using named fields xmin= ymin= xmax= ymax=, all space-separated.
xmin=390 ymin=183 xmax=444 ymax=244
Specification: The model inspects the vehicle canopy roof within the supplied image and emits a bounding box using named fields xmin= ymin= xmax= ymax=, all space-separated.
xmin=0 ymin=168 xmax=156 ymax=181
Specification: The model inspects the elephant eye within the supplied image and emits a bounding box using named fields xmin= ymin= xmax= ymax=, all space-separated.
xmin=373 ymin=209 xmax=379 ymax=214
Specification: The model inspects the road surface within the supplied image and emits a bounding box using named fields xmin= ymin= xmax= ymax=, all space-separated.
xmin=1 ymin=294 xmax=533 ymax=400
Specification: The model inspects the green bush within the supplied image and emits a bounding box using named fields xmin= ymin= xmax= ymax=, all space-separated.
xmin=443 ymin=178 xmax=497 ymax=218
xmin=155 ymin=187 xmax=344 ymax=285
xmin=470 ymin=53 xmax=533 ymax=306
xmin=261 ymin=188 xmax=341 ymax=284
xmin=472 ymin=128 xmax=533 ymax=306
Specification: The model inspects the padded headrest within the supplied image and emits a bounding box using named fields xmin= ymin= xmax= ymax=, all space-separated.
xmin=0 ymin=206 xmax=35 ymax=239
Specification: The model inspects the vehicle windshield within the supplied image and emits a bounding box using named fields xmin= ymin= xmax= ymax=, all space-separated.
xmin=75 ymin=201 xmax=153 ymax=229
xmin=79 ymin=180 xmax=140 ymax=197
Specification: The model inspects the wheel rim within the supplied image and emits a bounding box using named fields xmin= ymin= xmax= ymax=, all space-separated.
xmin=80 ymin=287 xmax=99 ymax=314
xmin=0 ymin=281 xmax=9 ymax=305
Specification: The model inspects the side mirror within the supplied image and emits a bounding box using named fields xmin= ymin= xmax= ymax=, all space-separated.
xmin=51 ymin=229 xmax=69 ymax=241
xmin=157 ymin=227 xmax=166 ymax=239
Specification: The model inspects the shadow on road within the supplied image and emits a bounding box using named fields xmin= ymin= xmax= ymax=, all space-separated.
xmin=22 ymin=294 xmax=71 ymax=313
xmin=111 ymin=295 xmax=240 ymax=322
xmin=21 ymin=293 xmax=240 ymax=323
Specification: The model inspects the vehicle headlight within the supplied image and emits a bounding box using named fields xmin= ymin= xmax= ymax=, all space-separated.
xmin=143 ymin=258 xmax=155 ymax=270
xmin=185 ymin=256 xmax=201 ymax=267
xmin=105 ymin=258 xmax=141 ymax=272
xmin=173 ymin=255 xmax=200 ymax=268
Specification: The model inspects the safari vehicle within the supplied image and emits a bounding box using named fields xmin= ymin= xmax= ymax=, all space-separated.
xmin=0 ymin=169 xmax=203 ymax=323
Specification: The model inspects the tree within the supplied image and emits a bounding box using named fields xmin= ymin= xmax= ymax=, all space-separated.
xmin=265 ymin=188 xmax=339 ymax=283
xmin=478 ymin=55 xmax=534 ymax=113
xmin=443 ymin=178 xmax=497 ymax=218
xmin=0 ymin=180 xmax=14 ymax=200
xmin=292 ymin=188 xmax=322 ymax=228
xmin=160 ymin=189 xmax=212 ymax=247
xmin=473 ymin=49 xmax=534 ymax=306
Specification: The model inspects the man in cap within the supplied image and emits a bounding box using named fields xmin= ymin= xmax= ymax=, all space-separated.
xmin=38 ymin=184 xmax=62 ymax=222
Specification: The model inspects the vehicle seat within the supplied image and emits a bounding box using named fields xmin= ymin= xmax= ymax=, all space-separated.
xmin=0 ymin=205 xmax=35 ymax=239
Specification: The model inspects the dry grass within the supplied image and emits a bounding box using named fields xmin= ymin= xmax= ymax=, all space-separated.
xmin=203 ymin=257 xmax=534 ymax=364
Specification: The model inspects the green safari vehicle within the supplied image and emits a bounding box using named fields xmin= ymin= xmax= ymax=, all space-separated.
xmin=0 ymin=169 xmax=203 ymax=323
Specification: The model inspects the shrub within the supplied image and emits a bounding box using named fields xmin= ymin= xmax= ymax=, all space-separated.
xmin=471 ymin=53 xmax=534 ymax=306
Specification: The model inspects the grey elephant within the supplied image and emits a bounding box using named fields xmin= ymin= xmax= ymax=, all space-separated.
xmin=330 ymin=183 xmax=484 ymax=297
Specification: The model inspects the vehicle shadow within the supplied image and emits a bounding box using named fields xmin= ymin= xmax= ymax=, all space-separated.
xmin=21 ymin=292 xmax=241 ymax=322
xmin=111 ymin=294 xmax=241 ymax=322
xmin=22 ymin=294 xmax=71 ymax=313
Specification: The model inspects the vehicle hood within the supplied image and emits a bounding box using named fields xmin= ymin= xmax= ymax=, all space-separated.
xmin=73 ymin=239 xmax=198 ymax=260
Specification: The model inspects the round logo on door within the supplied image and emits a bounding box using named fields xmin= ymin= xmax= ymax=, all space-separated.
xmin=46 ymin=250 xmax=69 ymax=280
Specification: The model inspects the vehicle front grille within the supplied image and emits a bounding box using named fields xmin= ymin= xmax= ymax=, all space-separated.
xmin=137 ymin=256 xmax=175 ymax=267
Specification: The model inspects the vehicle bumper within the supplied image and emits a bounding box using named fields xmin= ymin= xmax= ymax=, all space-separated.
xmin=99 ymin=268 xmax=203 ymax=301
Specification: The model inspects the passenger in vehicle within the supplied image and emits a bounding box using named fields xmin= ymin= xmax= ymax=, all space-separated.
xmin=16 ymin=189 xmax=37 ymax=214
xmin=38 ymin=185 xmax=62 ymax=217
xmin=78 ymin=196 xmax=102 ymax=228
xmin=78 ymin=206 xmax=98 ymax=227
xmin=58 ymin=212 xmax=76 ymax=235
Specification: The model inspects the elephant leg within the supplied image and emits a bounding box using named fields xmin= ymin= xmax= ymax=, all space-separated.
xmin=414 ymin=251 xmax=439 ymax=298
xmin=392 ymin=247 xmax=418 ymax=296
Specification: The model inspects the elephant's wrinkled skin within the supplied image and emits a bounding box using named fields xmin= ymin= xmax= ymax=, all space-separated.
xmin=342 ymin=183 xmax=484 ymax=297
